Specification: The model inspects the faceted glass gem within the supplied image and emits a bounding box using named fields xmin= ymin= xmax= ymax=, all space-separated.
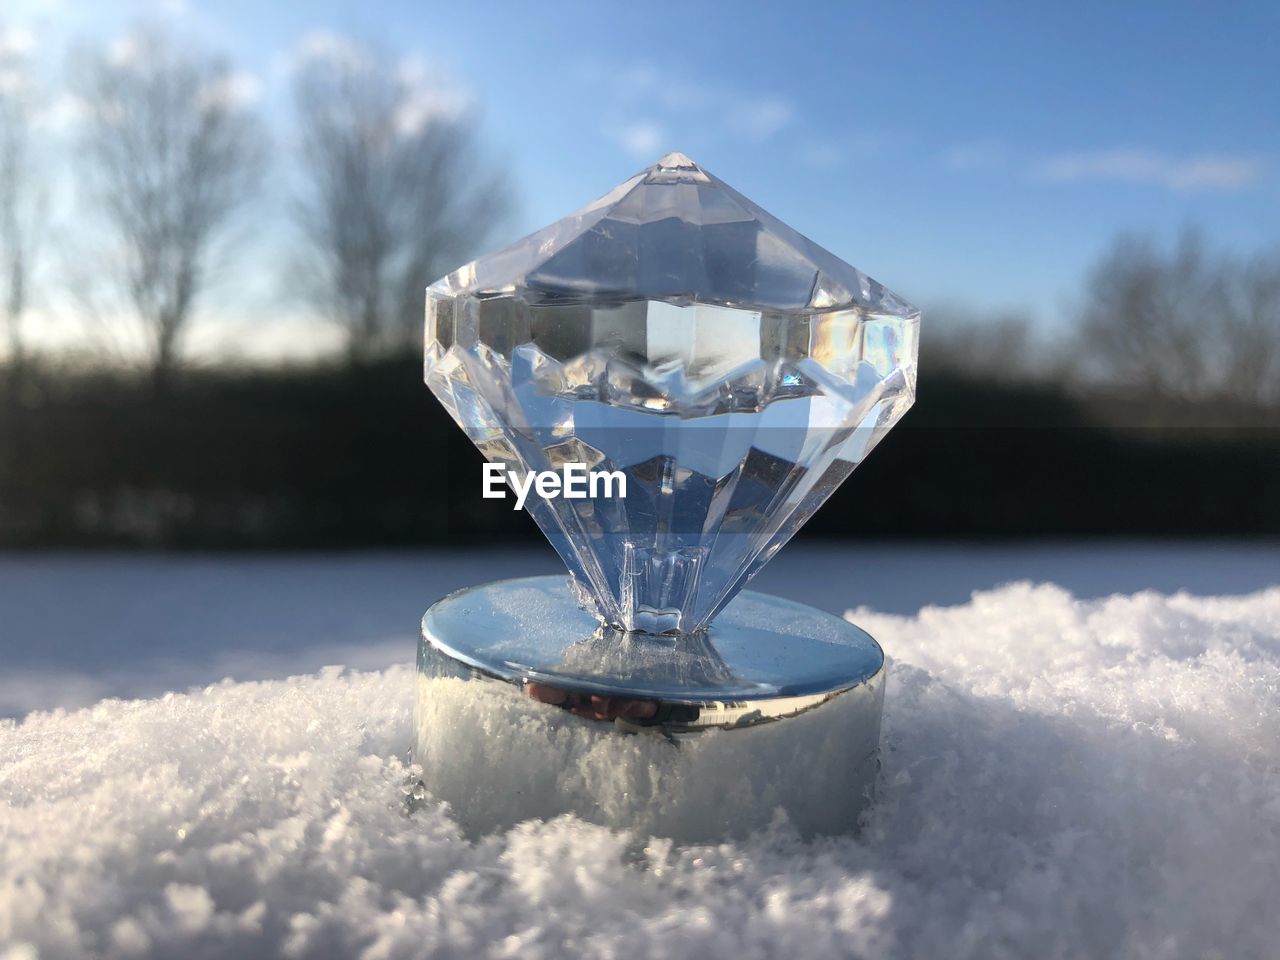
xmin=425 ymin=152 xmax=919 ymax=635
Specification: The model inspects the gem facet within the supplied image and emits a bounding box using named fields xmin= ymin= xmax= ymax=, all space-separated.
xmin=425 ymin=152 xmax=919 ymax=634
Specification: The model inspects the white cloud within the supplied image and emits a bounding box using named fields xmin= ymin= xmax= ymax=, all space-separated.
xmin=396 ymin=56 xmax=431 ymax=87
xmin=590 ymin=59 xmax=795 ymax=157
xmin=394 ymin=86 xmax=468 ymax=135
xmin=0 ymin=26 xmax=36 ymax=55
xmin=106 ymin=34 xmax=141 ymax=67
xmin=197 ymin=70 xmax=262 ymax=111
xmin=0 ymin=0 xmax=65 ymax=20
xmin=0 ymin=68 xmax=29 ymax=97
xmin=614 ymin=121 xmax=665 ymax=160
xmin=1036 ymin=149 xmax=1264 ymax=191
xmin=33 ymin=93 xmax=85 ymax=132
xmin=291 ymin=30 xmax=370 ymax=72
xmin=729 ymin=95 xmax=793 ymax=141
xmin=278 ymin=35 xmax=472 ymax=136
xmin=609 ymin=61 xmax=715 ymax=114
xmin=392 ymin=56 xmax=470 ymax=134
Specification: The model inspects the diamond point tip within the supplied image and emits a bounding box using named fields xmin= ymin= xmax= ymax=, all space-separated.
xmin=656 ymin=151 xmax=697 ymax=169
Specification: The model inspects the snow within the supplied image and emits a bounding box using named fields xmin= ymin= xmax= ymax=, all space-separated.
xmin=2 ymin=545 xmax=1280 ymax=957
xmin=3 ymin=541 xmax=1278 ymax=716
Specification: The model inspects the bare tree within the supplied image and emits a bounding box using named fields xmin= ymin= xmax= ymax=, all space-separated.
xmin=1220 ymin=251 xmax=1280 ymax=407
xmin=292 ymin=41 xmax=509 ymax=362
xmin=1079 ymin=229 xmax=1214 ymax=398
xmin=0 ymin=29 xmax=45 ymax=377
xmin=1079 ymin=227 xmax=1280 ymax=405
xmin=922 ymin=306 xmax=1048 ymax=383
xmin=74 ymin=28 xmax=264 ymax=385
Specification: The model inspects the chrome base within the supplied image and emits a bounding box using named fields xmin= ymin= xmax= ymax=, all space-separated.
xmin=414 ymin=576 xmax=885 ymax=841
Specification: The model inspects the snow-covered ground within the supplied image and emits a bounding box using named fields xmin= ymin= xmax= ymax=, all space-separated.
xmin=2 ymin=541 xmax=1277 ymax=716
xmin=2 ymin=543 xmax=1279 ymax=958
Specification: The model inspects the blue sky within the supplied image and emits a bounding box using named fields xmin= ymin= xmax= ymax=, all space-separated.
xmin=6 ymin=0 xmax=1279 ymax=349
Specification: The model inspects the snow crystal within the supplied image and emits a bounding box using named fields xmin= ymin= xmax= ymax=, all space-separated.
xmin=3 ymin=581 xmax=1280 ymax=958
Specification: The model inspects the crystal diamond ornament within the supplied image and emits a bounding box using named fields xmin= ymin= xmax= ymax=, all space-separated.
xmin=416 ymin=153 xmax=919 ymax=840
xmin=425 ymin=152 xmax=918 ymax=634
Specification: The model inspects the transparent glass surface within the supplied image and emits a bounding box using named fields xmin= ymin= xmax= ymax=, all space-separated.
xmin=425 ymin=153 xmax=919 ymax=633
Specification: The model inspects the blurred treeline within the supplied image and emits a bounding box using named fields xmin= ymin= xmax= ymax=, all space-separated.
xmin=0 ymin=26 xmax=1278 ymax=546
xmin=3 ymin=355 xmax=1279 ymax=547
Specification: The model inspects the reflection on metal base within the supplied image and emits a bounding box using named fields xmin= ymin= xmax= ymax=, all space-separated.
xmin=415 ymin=576 xmax=885 ymax=841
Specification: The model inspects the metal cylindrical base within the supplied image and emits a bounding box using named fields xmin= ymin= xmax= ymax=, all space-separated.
xmin=414 ymin=576 xmax=885 ymax=841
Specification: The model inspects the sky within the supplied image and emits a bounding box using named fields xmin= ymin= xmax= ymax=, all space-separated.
xmin=3 ymin=0 xmax=1279 ymax=358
